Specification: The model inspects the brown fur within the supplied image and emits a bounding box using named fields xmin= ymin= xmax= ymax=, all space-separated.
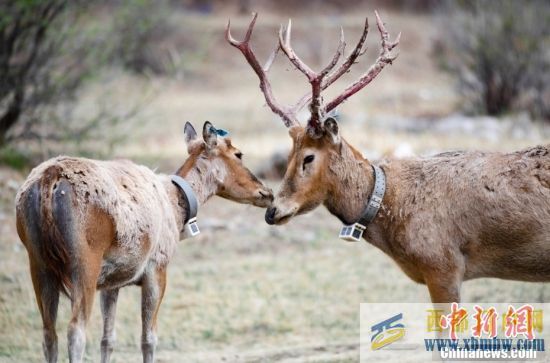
xmin=15 ymin=123 xmax=272 ymax=363
xmin=268 ymin=126 xmax=550 ymax=303
xmin=40 ymin=164 xmax=72 ymax=296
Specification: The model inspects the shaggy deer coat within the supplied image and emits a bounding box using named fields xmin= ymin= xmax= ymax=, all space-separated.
xmin=267 ymin=123 xmax=550 ymax=303
xmin=226 ymin=11 xmax=550 ymax=302
xmin=15 ymin=121 xmax=272 ymax=363
xmin=368 ymin=146 xmax=550 ymax=294
xmin=17 ymin=156 xmax=182 ymax=286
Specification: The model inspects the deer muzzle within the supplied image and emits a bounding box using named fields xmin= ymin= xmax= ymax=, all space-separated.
xmin=265 ymin=203 xmax=298 ymax=225
xmin=253 ymin=187 xmax=274 ymax=208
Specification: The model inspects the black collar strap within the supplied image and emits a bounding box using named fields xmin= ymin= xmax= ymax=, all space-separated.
xmin=170 ymin=175 xmax=200 ymax=236
xmin=339 ymin=165 xmax=386 ymax=242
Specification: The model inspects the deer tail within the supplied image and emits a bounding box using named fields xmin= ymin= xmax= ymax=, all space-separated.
xmin=39 ymin=165 xmax=72 ymax=297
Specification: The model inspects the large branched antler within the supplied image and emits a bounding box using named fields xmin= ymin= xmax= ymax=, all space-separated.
xmin=225 ymin=13 xmax=299 ymax=128
xmin=226 ymin=11 xmax=400 ymax=136
xmin=278 ymin=19 xmax=345 ymax=135
xmin=291 ymin=17 xmax=370 ymax=114
xmin=324 ymin=11 xmax=400 ymax=113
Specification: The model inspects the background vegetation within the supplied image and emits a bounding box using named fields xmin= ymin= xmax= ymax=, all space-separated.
xmin=437 ymin=0 xmax=549 ymax=119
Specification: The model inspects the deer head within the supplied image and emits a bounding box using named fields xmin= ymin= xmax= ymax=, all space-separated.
xmin=176 ymin=121 xmax=273 ymax=208
xmin=226 ymin=11 xmax=399 ymax=224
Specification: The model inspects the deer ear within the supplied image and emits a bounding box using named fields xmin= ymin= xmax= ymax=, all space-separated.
xmin=202 ymin=121 xmax=218 ymax=149
xmin=324 ymin=117 xmax=340 ymax=144
xmin=184 ymin=122 xmax=198 ymax=144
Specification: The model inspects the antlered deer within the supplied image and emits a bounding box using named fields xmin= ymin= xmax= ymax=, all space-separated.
xmin=15 ymin=121 xmax=273 ymax=363
xmin=227 ymin=12 xmax=550 ymax=303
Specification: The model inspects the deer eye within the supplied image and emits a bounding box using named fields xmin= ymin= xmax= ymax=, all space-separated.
xmin=303 ymin=155 xmax=315 ymax=168
xmin=235 ymin=152 xmax=243 ymax=160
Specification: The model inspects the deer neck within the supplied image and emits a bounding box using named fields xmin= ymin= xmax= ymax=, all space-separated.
xmin=165 ymin=160 xmax=220 ymax=234
xmin=176 ymin=161 xmax=219 ymax=206
xmin=324 ymin=141 xmax=376 ymax=225
xmin=324 ymin=140 xmax=404 ymax=250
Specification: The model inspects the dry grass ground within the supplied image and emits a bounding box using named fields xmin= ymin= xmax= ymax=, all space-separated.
xmin=1 ymin=8 xmax=550 ymax=363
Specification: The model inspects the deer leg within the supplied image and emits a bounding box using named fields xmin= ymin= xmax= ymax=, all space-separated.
xmin=67 ymin=295 xmax=85 ymax=363
xmin=100 ymin=288 xmax=119 ymax=363
xmin=141 ymin=266 xmax=167 ymax=363
xmin=424 ymin=268 xmax=463 ymax=303
xmin=67 ymin=286 xmax=92 ymax=363
xmin=68 ymin=258 xmax=101 ymax=363
xmin=29 ymin=262 xmax=60 ymax=363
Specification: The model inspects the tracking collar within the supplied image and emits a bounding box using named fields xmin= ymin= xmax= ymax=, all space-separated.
xmin=171 ymin=175 xmax=200 ymax=237
xmin=339 ymin=165 xmax=386 ymax=242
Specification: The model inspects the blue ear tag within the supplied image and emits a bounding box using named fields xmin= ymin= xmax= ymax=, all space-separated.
xmin=215 ymin=128 xmax=229 ymax=137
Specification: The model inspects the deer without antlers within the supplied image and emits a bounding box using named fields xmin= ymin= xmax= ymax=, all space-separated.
xmin=228 ymin=12 xmax=550 ymax=303
xmin=15 ymin=121 xmax=273 ymax=363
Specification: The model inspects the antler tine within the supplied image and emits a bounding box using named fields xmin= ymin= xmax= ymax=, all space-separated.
xmin=305 ymin=26 xmax=346 ymax=136
xmin=375 ymin=10 xmax=390 ymax=56
xmin=244 ymin=12 xmax=258 ymax=42
xmin=226 ymin=13 xmax=299 ymax=128
xmin=225 ymin=12 xmax=257 ymax=46
xmin=227 ymin=13 xmax=398 ymax=132
xmin=324 ymin=10 xmax=400 ymax=114
xmin=319 ymin=26 xmax=346 ymax=78
xmin=390 ymin=32 xmax=401 ymax=51
xmin=325 ymin=17 xmax=369 ymax=87
xmin=291 ymin=17 xmax=369 ymax=114
xmin=374 ymin=10 xmax=400 ymax=62
xmin=278 ymin=20 xmax=348 ymax=136
xmin=279 ymin=19 xmax=316 ymax=80
xmin=225 ymin=19 xmax=238 ymax=45
xmin=263 ymin=44 xmax=280 ymax=72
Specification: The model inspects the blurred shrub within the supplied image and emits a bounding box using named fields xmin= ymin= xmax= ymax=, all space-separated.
xmin=107 ymin=0 xmax=217 ymax=80
xmin=0 ymin=1 xmax=161 ymax=161
xmin=110 ymin=0 xmax=179 ymax=75
xmin=0 ymin=146 xmax=29 ymax=170
xmin=437 ymin=0 xmax=549 ymax=120
xmin=0 ymin=0 xmax=81 ymax=146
